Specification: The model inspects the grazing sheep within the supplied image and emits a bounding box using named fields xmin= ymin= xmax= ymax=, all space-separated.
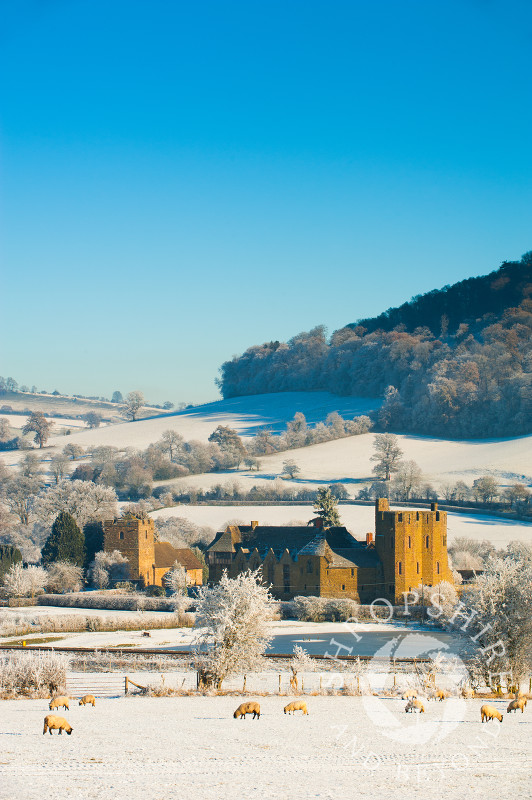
xmin=405 ymin=698 xmax=425 ymax=713
xmin=434 ymin=689 xmax=449 ymax=701
xmin=284 ymin=701 xmax=308 ymax=715
xmin=43 ymin=715 xmax=73 ymax=735
xmin=461 ymin=687 xmax=475 ymax=698
xmin=480 ymin=704 xmax=503 ymax=723
xmin=233 ymin=702 xmax=260 ymax=719
xmin=49 ymin=696 xmax=70 ymax=711
xmin=507 ymin=697 xmax=527 ymax=714
xmin=79 ymin=694 xmax=96 ymax=707
xmin=401 ymin=690 xmax=418 ymax=700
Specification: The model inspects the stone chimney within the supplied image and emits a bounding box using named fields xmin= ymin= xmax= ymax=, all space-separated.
xmin=313 ymin=517 xmax=324 ymax=529
xmin=366 ymin=532 xmax=374 ymax=546
xmin=430 ymin=502 xmax=438 ymax=512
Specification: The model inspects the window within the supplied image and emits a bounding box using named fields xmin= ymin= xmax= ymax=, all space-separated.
xmin=398 ymin=562 xmax=402 ymax=575
xmin=416 ymin=512 xmax=420 ymax=520
xmin=436 ymin=511 xmax=440 ymax=521
xmin=351 ymin=569 xmax=355 ymax=577
xmin=426 ymin=535 xmax=430 ymax=548
xmin=146 ymin=532 xmax=148 ymax=539
xmin=306 ymin=560 xmax=313 ymax=573
xmin=408 ymin=536 xmax=411 ymax=548
xmin=417 ymin=562 xmax=419 ymax=574
xmin=342 ymin=585 xmax=345 ymax=591
xmin=119 ymin=532 xmax=124 ymax=540
xmin=437 ymin=562 xmax=440 ymax=574
xmin=398 ymin=513 xmax=403 ymax=522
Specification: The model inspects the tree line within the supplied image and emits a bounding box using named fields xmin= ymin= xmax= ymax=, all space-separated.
xmin=218 ymin=255 xmax=532 ymax=438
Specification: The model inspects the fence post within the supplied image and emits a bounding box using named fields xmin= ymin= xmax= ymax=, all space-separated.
xmin=243 ymin=675 xmax=247 ymax=693
xmin=279 ymin=674 xmax=281 ymax=693
xmin=301 ymin=678 xmax=304 ymax=693
xmin=393 ymin=659 xmax=396 ymax=687
xmin=125 ymin=676 xmax=129 ymax=695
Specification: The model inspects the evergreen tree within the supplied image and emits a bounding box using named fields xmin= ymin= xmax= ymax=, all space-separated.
xmin=83 ymin=520 xmax=105 ymax=570
xmin=41 ymin=511 xmax=85 ymax=567
xmin=314 ymin=486 xmax=341 ymax=528
xmin=0 ymin=544 xmax=22 ymax=581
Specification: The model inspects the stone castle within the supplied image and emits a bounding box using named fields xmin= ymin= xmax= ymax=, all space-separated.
xmin=103 ymin=513 xmax=203 ymax=588
xmin=206 ymin=499 xmax=453 ymax=603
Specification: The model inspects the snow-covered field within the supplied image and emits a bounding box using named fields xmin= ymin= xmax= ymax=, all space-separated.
xmin=152 ymin=503 xmax=532 ymax=549
xmin=2 ymin=391 xmax=530 ymax=493
xmin=1 ymin=694 xmax=530 ymax=800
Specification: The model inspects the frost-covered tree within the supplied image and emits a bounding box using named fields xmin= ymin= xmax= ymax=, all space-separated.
xmin=33 ymin=480 xmax=117 ymax=528
xmin=370 ymin=433 xmax=403 ymax=481
xmin=49 ymin=454 xmax=70 ymax=484
xmin=124 ymin=390 xmax=145 ymax=421
xmin=472 ymin=475 xmax=499 ymax=504
xmin=313 ymin=486 xmax=341 ymax=527
xmin=460 ymin=556 xmax=532 ymax=686
xmin=289 ymin=645 xmax=313 ymax=691
xmin=158 ymin=430 xmax=184 ymax=462
xmin=22 ymin=412 xmax=53 ymax=448
xmin=19 ymin=453 xmax=44 ymax=479
xmin=164 ymin=562 xmax=187 ymax=595
xmin=3 ymin=563 xmax=47 ymax=598
xmin=88 ymin=550 xmax=130 ymax=589
xmin=45 ymin=561 xmax=83 ymax=593
xmin=282 ymin=459 xmax=301 ymax=479
xmin=63 ymin=443 xmax=85 ymax=460
xmin=2 ymin=477 xmax=42 ymax=525
xmin=192 ymin=569 xmax=275 ymax=689
xmin=391 ymin=460 xmax=423 ymax=500
xmin=83 ymin=411 xmax=102 ymax=429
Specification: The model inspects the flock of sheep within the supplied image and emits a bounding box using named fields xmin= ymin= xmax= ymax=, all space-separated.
xmin=400 ymin=687 xmax=528 ymax=721
xmin=40 ymin=689 xmax=528 ymax=735
xmin=42 ymin=694 xmax=95 ymax=736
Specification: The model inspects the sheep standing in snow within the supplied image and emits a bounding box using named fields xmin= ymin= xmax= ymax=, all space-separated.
xmin=507 ymin=697 xmax=527 ymax=714
xmin=284 ymin=701 xmax=308 ymax=715
xmin=79 ymin=694 xmax=96 ymax=707
xmin=43 ymin=715 xmax=73 ymax=735
xmin=480 ymin=704 xmax=503 ymax=723
xmin=233 ymin=702 xmax=260 ymax=719
xmin=405 ymin=698 xmax=425 ymax=713
xmin=401 ymin=690 xmax=418 ymax=700
xmin=49 ymin=696 xmax=70 ymax=711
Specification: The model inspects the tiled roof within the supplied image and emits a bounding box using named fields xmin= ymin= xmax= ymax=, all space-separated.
xmin=154 ymin=542 xmax=202 ymax=571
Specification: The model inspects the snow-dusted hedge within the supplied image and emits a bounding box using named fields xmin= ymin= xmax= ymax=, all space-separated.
xmin=0 ymin=650 xmax=69 ymax=697
xmin=38 ymin=592 xmax=175 ymax=611
xmin=291 ymin=597 xmax=360 ymax=622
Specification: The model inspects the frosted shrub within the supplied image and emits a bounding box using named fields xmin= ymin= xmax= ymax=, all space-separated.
xmin=323 ymin=598 xmax=359 ymax=622
xmin=0 ymin=651 xmax=69 ymax=697
xmin=45 ymin=561 xmax=83 ymax=593
xmin=289 ymin=645 xmax=313 ymax=691
xmin=293 ymin=596 xmax=327 ymax=622
xmin=3 ymin=563 xmax=47 ymax=597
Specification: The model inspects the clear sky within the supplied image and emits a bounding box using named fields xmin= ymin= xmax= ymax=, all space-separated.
xmin=1 ymin=0 xmax=531 ymax=405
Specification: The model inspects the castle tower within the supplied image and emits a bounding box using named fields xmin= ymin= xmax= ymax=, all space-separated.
xmin=374 ymin=499 xmax=453 ymax=603
xmin=103 ymin=514 xmax=156 ymax=586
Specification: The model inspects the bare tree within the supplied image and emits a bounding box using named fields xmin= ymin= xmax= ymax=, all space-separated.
xmin=370 ymin=433 xmax=403 ymax=481
xmin=63 ymin=443 xmax=85 ymax=460
xmin=19 ymin=453 xmax=44 ymax=479
xmin=159 ymin=430 xmax=184 ymax=462
xmin=50 ymin=454 xmax=71 ymax=484
xmin=2 ymin=477 xmax=41 ymax=524
xmin=22 ymin=412 xmax=53 ymax=448
xmin=391 ymin=460 xmax=423 ymax=500
xmin=124 ymin=391 xmax=145 ymax=421
xmin=282 ymin=459 xmax=301 ymax=479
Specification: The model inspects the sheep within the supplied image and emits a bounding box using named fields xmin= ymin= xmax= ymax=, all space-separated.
xmin=79 ymin=694 xmax=96 ymax=707
xmin=43 ymin=715 xmax=73 ymax=735
xmin=507 ymin=697 xmax=527 ymax=714
xmin=233 ymin=702 xmax=260 ymax=719
xmin=461 ymin=687 xmax=475 ymax=698
xmin=401 ymin=689 xmax=418 ymax=700
xmin=49 ymin=696 xmax=70 ymax=711
xmin=480 ymin=704 xmax=503 ymax=723
xmin=284 ymin=701 xmax=308 ymax=715
xmin=435 ymin=689 xmax=449 ymax=702
xmin=405 ymin=698 xmax=425 ymax=713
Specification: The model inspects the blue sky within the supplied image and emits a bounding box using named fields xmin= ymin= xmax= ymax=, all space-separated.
xmin=1 ymin=0 xmax=531 ymax=404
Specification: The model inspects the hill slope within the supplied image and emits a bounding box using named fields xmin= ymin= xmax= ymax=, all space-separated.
xmin=218 ymin=255 xmax=532 ymax=438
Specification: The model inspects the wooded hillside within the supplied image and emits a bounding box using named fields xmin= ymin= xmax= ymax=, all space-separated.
xmin=218 ymin=255 xmax=532 ymax=438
